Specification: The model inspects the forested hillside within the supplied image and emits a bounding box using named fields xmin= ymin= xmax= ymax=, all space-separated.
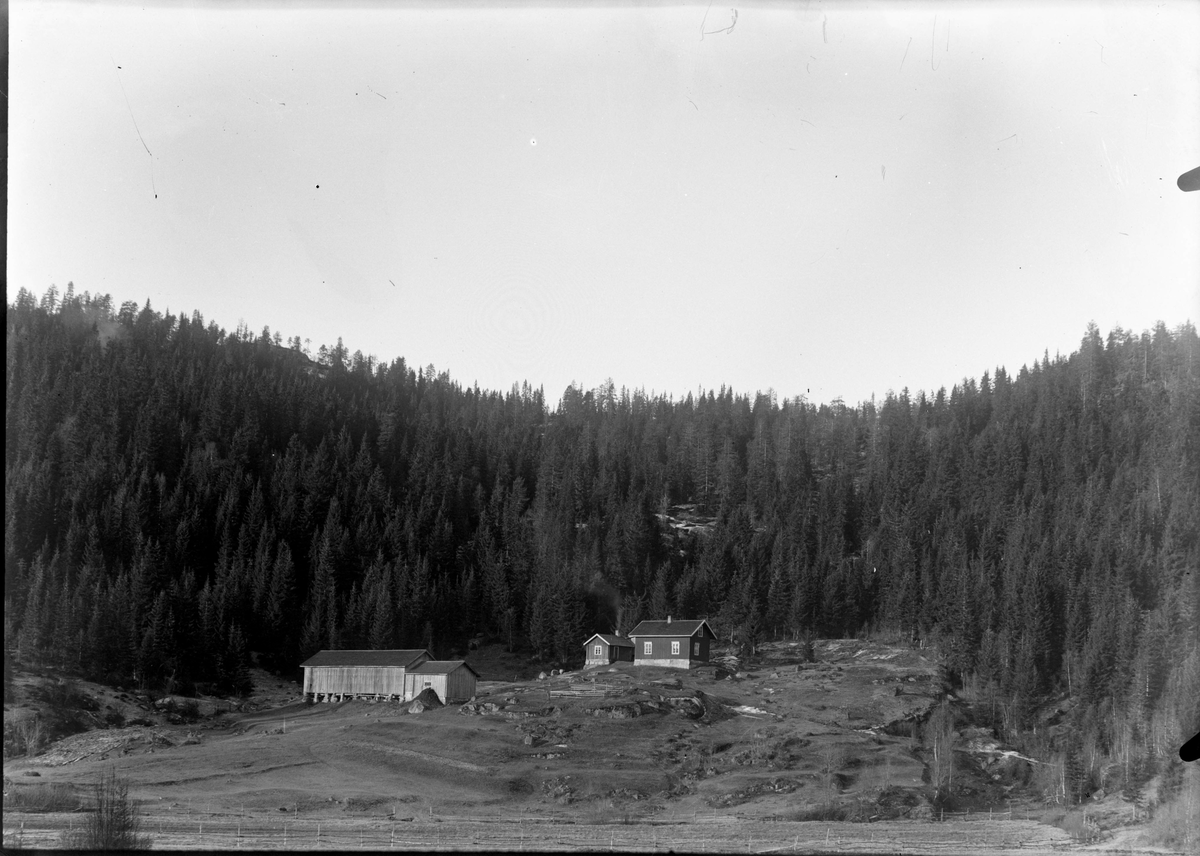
xmin=5 ymin=284 xmax=1198 ymax=803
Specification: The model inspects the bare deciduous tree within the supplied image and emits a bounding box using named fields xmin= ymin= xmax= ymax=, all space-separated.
xmin=60 ymin=769 xmax=148 ymax=850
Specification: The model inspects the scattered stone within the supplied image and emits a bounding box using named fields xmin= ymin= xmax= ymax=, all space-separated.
xmin=23 ymin=771 xmax=41 ymax=777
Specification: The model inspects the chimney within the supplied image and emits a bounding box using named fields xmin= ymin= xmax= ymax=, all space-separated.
xmin=667 ymin=615 xmax=672 ymax=624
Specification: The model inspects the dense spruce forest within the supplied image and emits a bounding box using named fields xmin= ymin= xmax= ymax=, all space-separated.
xmin=5 ymin=284 xmax=1199 ymax=802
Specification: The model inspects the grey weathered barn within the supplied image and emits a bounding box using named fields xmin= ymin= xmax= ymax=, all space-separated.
xmin=583 ymin=633 xmax=635 ymax=667
xmin=301 ymin=649 xmax=432 ymax=702
xmin=402 ymin=661 xmax=480 ymax=704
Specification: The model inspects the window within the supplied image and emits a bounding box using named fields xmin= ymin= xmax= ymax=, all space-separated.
xmin=423 ymin=680 xmax=432 ymax=688
xmin=644 ymin=641 xmax=653 ymax=655
xmin=594 ymin=645 xmax=602 ymax=657
xmin=693 ymin=642 xmax=700 ymax=655
xmin=671 ymin=641 xmax=680 ymax=655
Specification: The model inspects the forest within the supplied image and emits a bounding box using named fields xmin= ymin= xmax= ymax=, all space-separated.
xmin=5 ymin=283 xmax=1198 ymax=805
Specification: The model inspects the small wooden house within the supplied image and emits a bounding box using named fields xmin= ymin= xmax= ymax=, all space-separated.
xmin=301 ymin=649 xmax=431 ymax=702
xmin=402 ymin=661 xmax=480 ymax=704
xmin=628 ymin=617 xmax=716 ymax=668
xmin=583 ymin=633 xmax=635 ymax=667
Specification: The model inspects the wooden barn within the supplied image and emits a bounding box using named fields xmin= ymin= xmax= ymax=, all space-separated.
xmin=402 ymin=661 xmax=480 ymax=704
xmin=301 ymin=649 xmax=432 ymax=702
xmin=583 ymin=633 xmax=635 ymax=667
xmin=628 ymin=617 xmax=716 ymax=669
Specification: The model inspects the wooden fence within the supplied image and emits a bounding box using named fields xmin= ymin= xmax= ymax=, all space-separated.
xmin=2 ymin=809 xmax=1077 ymax=853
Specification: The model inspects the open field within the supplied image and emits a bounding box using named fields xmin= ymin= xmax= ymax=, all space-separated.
xmin=3 ymin=640 xmax=1185 ymax=853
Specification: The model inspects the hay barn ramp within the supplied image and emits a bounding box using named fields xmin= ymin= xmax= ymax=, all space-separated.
xmin=301 ymin=649 xmax=432 ymax=702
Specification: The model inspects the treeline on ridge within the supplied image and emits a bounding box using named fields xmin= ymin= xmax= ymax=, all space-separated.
xmin=4 ymin=284 xmax=1198 ymax=804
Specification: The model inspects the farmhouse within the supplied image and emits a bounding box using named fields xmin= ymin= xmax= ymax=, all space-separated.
xmin=301 ymin=649 xmax=432 ymax=702
xmin=402 ymin=661 xmax=480 ymax=704
xmin=628 ymin=618 xmax=717 ymax=668
xmin=583 ymin=633 xmax=635 ymax=667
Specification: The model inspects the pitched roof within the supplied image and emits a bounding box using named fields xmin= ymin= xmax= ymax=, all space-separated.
xmin=300 ymin=649 xmax=431 ymax=668
xmin=583 ymin=633 xmax=634 ymax=648
xmin=628 ymin=619 xmax=716 ymax=639
xmin=408 ymin=660 xmax=481 ymax=678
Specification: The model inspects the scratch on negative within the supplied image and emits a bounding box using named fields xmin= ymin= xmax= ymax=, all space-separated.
xmin=112 ymin=57 xmax=157 ymax=198
xmin=700 ymin=4 xmax=737 ymax=40
xmin=931 ymin=16 xmax=940 ymax=71
xmin=901 ymin=37 xmax=912 ymax=71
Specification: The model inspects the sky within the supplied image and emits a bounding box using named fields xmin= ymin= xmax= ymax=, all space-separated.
xmin=9 ymin=0 xmax=1200 ymax=407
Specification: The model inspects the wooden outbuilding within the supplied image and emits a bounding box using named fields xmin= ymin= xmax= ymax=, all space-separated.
xmin=301 ymin=649 xmax=432 ymax=702
xmin=583 ymin=633 xmax=635 ymax=667
xmin=402 ymin=661 xmax=480 ymax=704
xmin=628 ymin=617 xmax=716 ymax=668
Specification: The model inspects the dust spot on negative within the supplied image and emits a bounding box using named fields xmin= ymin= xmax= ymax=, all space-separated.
xmin=530 ymin=138 xmax=537 ymax=146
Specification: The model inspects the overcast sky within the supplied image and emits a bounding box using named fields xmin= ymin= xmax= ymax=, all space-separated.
xmin=9 ymin=1 xmax=1199 ymax=406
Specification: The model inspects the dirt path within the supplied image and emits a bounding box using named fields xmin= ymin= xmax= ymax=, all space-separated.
xmin=347 ymin=740 xmax=493 ymax=773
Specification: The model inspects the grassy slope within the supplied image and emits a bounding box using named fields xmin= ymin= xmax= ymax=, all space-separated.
xmin=5 ymin=640 xmax=936 ymax=818
xmin=5 ymin=639 xmax=1181 ymax=852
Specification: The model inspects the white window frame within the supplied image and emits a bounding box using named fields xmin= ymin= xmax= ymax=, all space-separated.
xmin=643 ymin=641 xmax=652 ymax=656
xmin=671 ymin=640 xmax=680 ymax=655
xmin=693 ymin=642 xmax=700 ymax=655
xmin=594 ymin=644 xmax=602 ymax=657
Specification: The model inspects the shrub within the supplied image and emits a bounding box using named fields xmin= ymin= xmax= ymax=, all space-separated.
xmin=1058 ymin=809 xmax=1104 ymax=844
xmin=1147 ymin=764 xmax=1200 ymax=851
xmin=59 ymin=769 xmax=148 ymax=850
xmin=35 ymin=679 xmax=97 ymax=712
xmin=791 ymin=801 xmax=848 ymax=821
xmin=3 ymin=715 xmax=45 ymax=758
xmin=5 ymin=781 xmax=81 ymax=812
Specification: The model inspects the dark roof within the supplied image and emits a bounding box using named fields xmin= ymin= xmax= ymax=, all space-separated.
xmin=408 ymin=660 xmax=481 ymax=678
xmin=583 ymin=633 xmax=633 ymax=648
xmin=300 ymin=649 xmax=431 ymax=669
xmin=628 ymin=619 xmax=716 ymax=639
